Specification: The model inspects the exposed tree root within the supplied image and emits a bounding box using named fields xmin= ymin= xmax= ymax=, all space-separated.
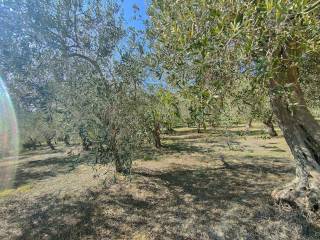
xmin=272 ymin=177 xmax=320 ymax=214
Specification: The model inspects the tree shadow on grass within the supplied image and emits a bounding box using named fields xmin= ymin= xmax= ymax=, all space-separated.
xmin=260 ymin=145 xmax=287 ymax=153
xmin=13 ymin=154 xmax=92 ymax=188
xmin=135 ymin=142 xmax=214 ymax=162
xmin=6 ymin=190 xmax=156 ymax=240
xmin=135 ymin=159 xmax=293 ymax=206
xmin=19 ymin=148 xmax=63 ymax=159
xmin=6 ymin=162 xmax=318 ymax=239
xmin=163 ymin=134 xmax=207 ymax=141
xmin=130 ymin=163 xmax=318 ymax=239
xmin=212 ymin=129 xmax=266 ymax=137
xmin=12 ymin=195 xmax=120 ymax=240
xmin=162 ymin=142 xmax=212 ymax=154
xmin=4 ymin=129 xmax=319 ymax=239
xmin=172 ymin=128 xmax=206 ymax=136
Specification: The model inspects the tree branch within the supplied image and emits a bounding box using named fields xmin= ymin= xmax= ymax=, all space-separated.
xmin=67 ymin=53 xmax=104 ymax=79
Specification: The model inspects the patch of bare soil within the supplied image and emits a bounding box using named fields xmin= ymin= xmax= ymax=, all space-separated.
xmin=0 ymin=125 xmax=319 ymax=239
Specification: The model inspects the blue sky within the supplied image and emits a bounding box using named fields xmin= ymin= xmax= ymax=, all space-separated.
xmin=121 ymin=1 xmax=167 ymax=88
xmin=121 ymin=0 xmax=149 ymax=30
xmin=121 ymin=1 xmax=168 ymax=88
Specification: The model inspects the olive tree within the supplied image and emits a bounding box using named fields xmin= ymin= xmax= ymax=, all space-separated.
xmin=144 ymin=87 xmax=181 ymax=148
xmin=149 ymin=0 xmax=320 ymax=211
xmin=0 ymin=0 xmax=147 ymax=173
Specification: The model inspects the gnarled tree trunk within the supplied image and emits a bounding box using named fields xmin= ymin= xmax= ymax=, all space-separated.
xmin=263 ymin=114 xmax=278 ymax=137
xmin=46 ymin=138 xmax=55 ymax=150
xmin=153 ymin=121 xmax=161 ymax=148
xmin=110 ymin=128 xmax=131 ymax=175
xmin=270 ymin=60 xmax=320 ymax=212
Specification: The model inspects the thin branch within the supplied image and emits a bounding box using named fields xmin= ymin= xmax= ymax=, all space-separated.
xmin=67 ymin=53 xmax=104 ymax=79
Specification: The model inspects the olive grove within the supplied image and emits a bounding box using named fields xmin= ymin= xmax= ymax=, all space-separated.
xmin=148 ymin=0 xmax=320 ymax=211
xmin=1 ymin=0 xmax=320 ymax=214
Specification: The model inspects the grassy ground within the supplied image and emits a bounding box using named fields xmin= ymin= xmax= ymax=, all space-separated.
xmin=0 ymin=124 xmax=319 ymax=240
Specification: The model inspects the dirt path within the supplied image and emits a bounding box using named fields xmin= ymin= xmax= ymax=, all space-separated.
xmin=0 ymin=127 xmax=319 ymax=239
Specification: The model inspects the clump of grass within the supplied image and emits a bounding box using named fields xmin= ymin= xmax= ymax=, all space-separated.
xmin=17 ymin=183 xmax=33 ymax=193
xmin=0 ymin=184 xmax=33 ymax=198
xmin=0 ymin=188 xmax=15 ymax=198
xmin=132 ymin=231 xmax=150 ymax=240
xmin=143 ymin=155 xmax=153 ymax=161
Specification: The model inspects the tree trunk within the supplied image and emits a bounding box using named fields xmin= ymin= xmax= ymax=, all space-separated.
xmin=202 ymin=120 xmax=207 ymax=131
xmin=114 ymin=157 xmax=131 ymax=175
xmin=263 ymin=114 xmax=278 ymax=137
xmin=115 ymin=159 xmax=125 ymax=174
xmin=46 ymin=139 xmax=55 ymax=150
xmin=63 ymin=134 xmax=70 ymax=146
xmin=30 ymin=137 xmax=37 ymax=150
xmin=246 ymin=118 xmax=253 ymax=129
xmin=79 ymin=127 xmax=91 ymax=151
xmin=82 ymin=139 xmax=90 ymax=151
xmin=153 ymin=121 xmax=161 ymax=148
xmin=110 ymin=129 xmax=131 ymax=174
xmin=197 ymin=123 xmax=201 ymax=133
xmin=270 ymin=60 xmax=320 ymax=212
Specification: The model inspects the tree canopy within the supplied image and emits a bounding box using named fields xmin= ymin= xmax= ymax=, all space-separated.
xmin=1 ymin=0 xmax=320 ymax=212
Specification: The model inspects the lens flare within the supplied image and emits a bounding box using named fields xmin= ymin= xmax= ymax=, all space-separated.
xmin=0 ymin=76 xmax=19 ymax=189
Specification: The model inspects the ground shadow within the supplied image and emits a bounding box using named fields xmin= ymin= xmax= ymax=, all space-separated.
xmin=162 ymin=142 xmax=212 ymax=154
xmin=6 ymin=163 xmax=319 ymax=240
xmin=2 ymin=127 xmax=319 ymax=239
xmin=13 ymin=153 xmax=92 ymax=188
xmin=212 ymin=129 xmax=266 ymax=137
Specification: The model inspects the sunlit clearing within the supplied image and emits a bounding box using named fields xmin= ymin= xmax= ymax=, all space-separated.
xmin=0 ymin=76 xmax=19 ymax=189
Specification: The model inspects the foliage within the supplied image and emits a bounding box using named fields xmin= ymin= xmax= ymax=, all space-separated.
xmin=148 ymin=0 xmax=320 ymax=211
xmin=148 ymin=0 xmax=320 ymax=106
xmin=0 ymin=0 xmax=148 ymax=173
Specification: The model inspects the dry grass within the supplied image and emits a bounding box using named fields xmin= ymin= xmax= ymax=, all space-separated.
xmin=0 ymin=124 xmax=319 ymax=239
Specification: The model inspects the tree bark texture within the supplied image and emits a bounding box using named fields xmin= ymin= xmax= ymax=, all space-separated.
xmin=270 ymin=55 xmax=320 ymax=212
